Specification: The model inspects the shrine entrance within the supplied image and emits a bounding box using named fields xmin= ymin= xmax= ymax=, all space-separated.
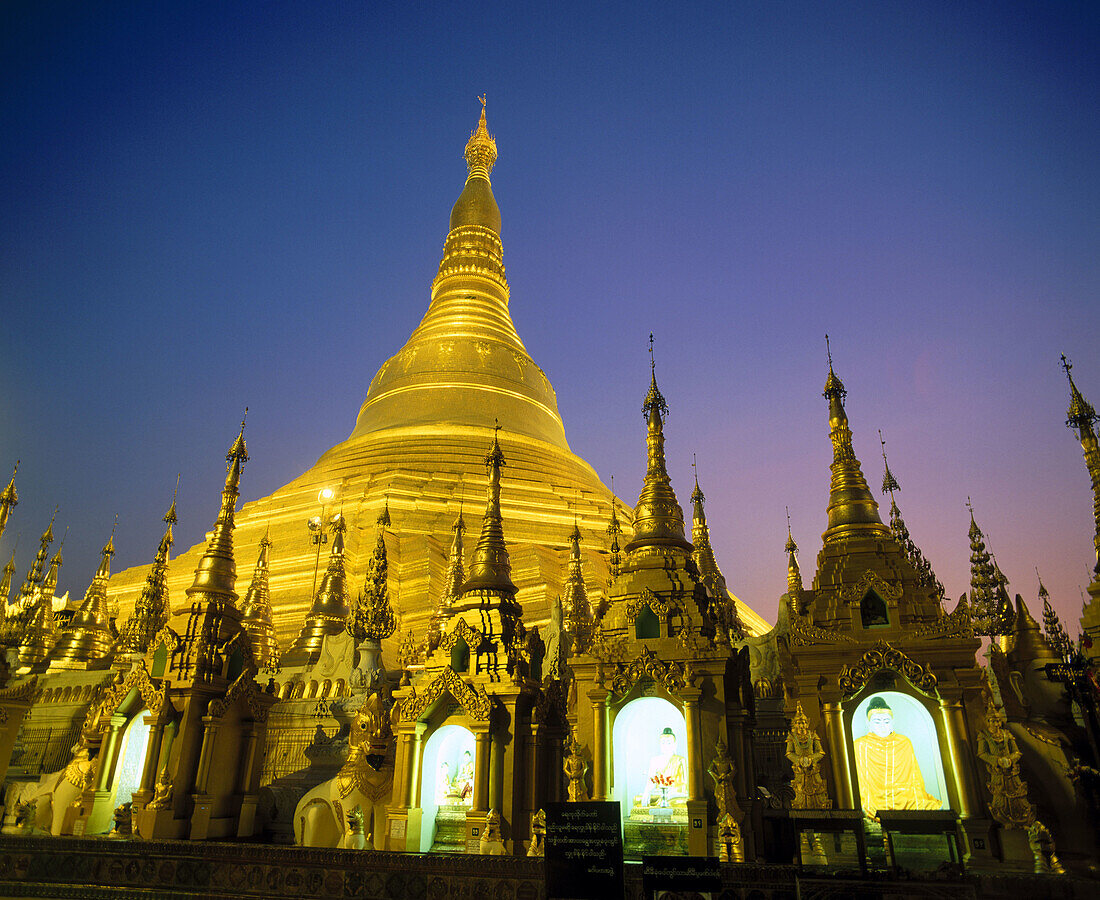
xmin=418 ymin=723 xmax=476 ymax=852
xmin=612 ymin=696 xmax=688 ymax=857
xmin=112 ymin=709 xmax=151 ymax=809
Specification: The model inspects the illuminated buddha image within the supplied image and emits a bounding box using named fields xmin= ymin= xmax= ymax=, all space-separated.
xmin=646 ymin=727 xmax=687 ymax=804
xmin=610 ymin=696 xmax=689 ymax=820
xmin=852 ymin=693 xmax=945 ymax=820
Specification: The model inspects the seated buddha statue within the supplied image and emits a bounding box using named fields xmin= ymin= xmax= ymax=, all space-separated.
xmin=853 ymin=696 xmax=941 ymax=819
xmin=645 ymin=728 xmax=687 ymax=805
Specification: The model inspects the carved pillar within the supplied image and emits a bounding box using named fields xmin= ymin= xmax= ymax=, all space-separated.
xmin=406 ymin=729 xmax=424 ymax=808
xmin=587 ymin=687 xmax=610 ymax=801
xmin=472 ymin=730 xmax=491 ymax=812
xmin=137 ymin=714 xmax=166 ymax=796
xmin=940 ymin=698 xmax=979 ymax=818
xmin=822 ymin=701 xmax=853 ymax=808
xmin=192 ymin=718 xmax=219 ymax=796
xmin=490 ymin=729 xmax=505 ymax=812
xmin=681 ymin=688 xmax=703 ymax=801
xmin=94 ymin=717 xmax=125 ymax=793
xmin=237 ymin=723 xmax=259 ymax=792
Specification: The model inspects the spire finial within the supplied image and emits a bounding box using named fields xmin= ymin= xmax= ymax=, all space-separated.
xmin=879 ymin=429 xmax=901 ymax=497
xmin=464 ymin=96 xmax=497 ymax=179
xmin=826 ymin=333 xmax=833 ymax=370
xmin=642 ymin=334 xmax=668 ymax=421
xmin=649 ymin=331 xmax=655 ymax=374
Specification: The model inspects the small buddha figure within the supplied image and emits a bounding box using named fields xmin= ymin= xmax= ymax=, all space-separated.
xmin=646 ymin=727 xmax=687 ymax=805
xmin=436 ymin=760 xmax=453 ymax=804
xmin=853 ymin=696 xmax=940 ymax=819
xmin=147 ymin=768 xmax=173 ymax=810
xmin=454 ymin=750 xmax=475 ymax=804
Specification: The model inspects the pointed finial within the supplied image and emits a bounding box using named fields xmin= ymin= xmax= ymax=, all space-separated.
xmin=227 ymin=408 xmax=249 ymax=468
xmin=165 ymin=475 xmax=180 ymax=526
xmin=822 ymin=334 xmax=846 ymax=399
xmin=879 ymin=430 xmax=901 ymax=497
xmin=464 ymin=96 xmax=497 ymax=178
xmin=826 ymin=333 xmax=833 ymax=369
xmin=378 ymin=497 xmax=391 ymax=528
xmin=642 ymin=334 xmax=668 ymax=421
xmin=649 ymin=332 xmax=655 ymax=373
xmin=784 ymin=506 xmax=798 ymax=554
xmin=260 ymin=523 xmax=272 ymax=549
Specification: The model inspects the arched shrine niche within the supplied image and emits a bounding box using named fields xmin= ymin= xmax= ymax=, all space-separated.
xmin=850 ymin=691 xmax=947 ymax=818
xmin=112 ymin=708 xmax=152 ymax=809
xmin=418 ymin=723 xmax=475 ymax=852
xmin=613 ymin=696 xmax=689 ymax=856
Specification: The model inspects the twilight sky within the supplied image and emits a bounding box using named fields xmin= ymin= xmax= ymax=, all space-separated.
xmin=1 ymin=1 xmax=1098 ymax=632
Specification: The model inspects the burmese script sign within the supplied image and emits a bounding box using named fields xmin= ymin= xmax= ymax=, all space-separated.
xmin=641 ymin=855 xmax=721 ymax=899
xmin=545 ymin=801 xmax=623 ymax=900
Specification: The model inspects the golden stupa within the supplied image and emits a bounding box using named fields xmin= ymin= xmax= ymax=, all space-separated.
xmin=109 ymin=100 xmax=768 ymax=645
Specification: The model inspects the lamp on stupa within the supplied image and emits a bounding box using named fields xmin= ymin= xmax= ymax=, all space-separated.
xmin=307 ymin=487 xmax=336 ymax=601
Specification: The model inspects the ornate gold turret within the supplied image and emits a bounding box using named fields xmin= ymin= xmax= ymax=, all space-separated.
xmin=50 ymin=527 xmax=117 ymax=669
xmin=785 ymin=510 xmax=804 ymax=609
xmin=170 ymin=415 xmax=248 ymax=681
xmin=879 ymin=432 xmax=944 ymax=600
xmin=116 ymin=489 xmax=177 ymax=656
xmin=240 ymin=528 xmax=279 ymax=667
xmin=607 ymin=483 xmax=623 ymax=579
xmin=284 ymin=513 xmax=351 ymax=666
xmin=0 ymin=461 xmax=18 ymax=542
xmin=459 ymin=428 xmax=519 ymax=597
xmin=1008 ymin=593 xmax=1057 ymax=668
xmin=425 ymin=509 xmax=465 ymax=654
xmin=625 ymin=337 xmax=692 ymax=553
xmin=40 ymin=531 xmax=66 ymax=604
xmin=563 ymin=521 xmax=594 ymax=651
xmin=0 ymin=549 xmax=15 ymax=612
xmin=16 ymin=594 xmax=58 ymax=671
xmin=967 ymin=502 xmax=1001 ymax=636
xmin=17 ymin=511 xmax=56 ymax=610
xmin=821 ymin=338 xmax=889 ymax=543
xmin=691 ymin=461 xmax=742 ymax=643
xmin=349 ymin=505 xmax=397 ymax=644
xmin=1037 ymin=575 xmax=1072 ymax=662
xmin=1062 ymin=355 xmax=1100 ymax=578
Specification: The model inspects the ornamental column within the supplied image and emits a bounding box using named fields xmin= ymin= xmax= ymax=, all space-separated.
xmin=588 ymin=686 xmax=611 ymax=801
xmin=939 ymin=698 xmax=979 ymax=818
xmin=822 ymin=701 xmax=854 ymax=808
xmin=472 ymin=730 xmax=491 ymax=812
xmin=681 ymin=687 xmax=703 ymax=801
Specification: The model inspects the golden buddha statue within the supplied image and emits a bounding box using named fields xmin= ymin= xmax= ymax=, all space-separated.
xmin=853 ymin=696 xmax=940 ymax=819
xmin=644 ymin=727 xmax=687 ymax=805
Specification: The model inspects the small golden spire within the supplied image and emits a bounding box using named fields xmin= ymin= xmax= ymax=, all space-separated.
xmin=820 ymin=338 xmax=888 ymax=543
xmin=689 ymin=456 xmax=722 ymax=582
xmin=425 ymin=506 xmax=466 ymax=653
xmin=967 ymin=501 xmax=1005 ymax=637
xmin=1008 ymin=593 xmax=1056 ymax=665
xmin=606 ymin=476 xmax=622 ymax=578
xmin=0 ymin=547 xmax=16 ymax=610
xmin=1061 ymin=354 xmax=1100 ymax=581
xmin=880 ymin=432 xmax=943 ymax=599
xmin=240 ymin=526 xmax=278 ymax=667
xmin=40 ymin=526 xmax=68 ymax=600
xmin=627 ymin=335 xmax=691 ymax=553
xmin=461 ymin=425 xmax=518 ymax=595
xmin=785 ymin=508 xmax=804 ymax=601
xmin=563 ymin=520 xmax=594 ymax=650
xmin=284 ymin=512 xmax=351 ymax=665
xmin=17 ymin=510 xmax=56 ymax=610
xmin=1037 ymin=571 xmax=1072 ymax=661
xmin=0 ymin=460 xmax=19 ymax=542
xmin=350 ymin=507 xmax=397 ymax=643
xmin=464 ymin=94 xmax=497 ymax=180
xmin=16 ymin=593 xmax=58 ymax=671
xmin=117 ymin=488 xmax=178 ymax=655
xmin=49 ymin=523 xmax=117 ymax=668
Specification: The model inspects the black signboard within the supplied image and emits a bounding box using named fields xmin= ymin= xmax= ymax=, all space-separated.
xmin=545 ymin=801 xmax=624 ymax=900
xmin=641 ymin=856 xmax=721 ymax=899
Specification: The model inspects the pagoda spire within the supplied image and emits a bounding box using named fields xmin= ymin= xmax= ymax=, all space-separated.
xmin=117 ymin=484 xmax=177 ymax=656
xmin=0 ymin=461 xmax=18 ymax=542
xmin=1008 ymin=592 xmax=1056 ymax=667
xmin=1062 ymin=355 xmax=1100 ymax=579
xmin=426 ymin=507 xmax=465 ymax=653
xmin=172 ymin=413 xmax=249 ymax=681
xmin=625 ymin=335 xmax=691 ymax=553
xmin=0 ymin=546 xmax=16 ymax=611
xmin=690 ymin=458 xmax=742 ymax=642
xmin=607 ymin=477 xmax=623 ymax=578
xmin=16 ymin=593 xmax=58 ymax=671
xmin=1037 ymin=573 xmax=1072 ymax=662
xmin=284 ymin=512 xmax=351 ymax=665
xmin=461 ymin=425 xmax=518 ymax=596
xmin=18 ymin=510 xmax=56 ymax=609
xmin=349 ymin=505 xmax=398 ymax=644
xmin=50 ymin=525 xmax=117 ymax=668
xmin=40 ymin=527 xmax=67 ymax=603
xmin=240 ymin=528 xmax=279 ymax=667
xmin=967 ymin=502 xmax=1013 ymax=639
xmin=785 ymin=508 xmax=804 ymax=603
xmin=879 ymin=432 xmax=944 ymax=600
xmin=563 ymin=520 xmax=594 ymax=651
xmin=821 ymin=337 xmax=888 ymax=543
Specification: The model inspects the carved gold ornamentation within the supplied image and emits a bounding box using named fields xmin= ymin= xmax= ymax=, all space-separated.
xmin=609 ymin=646 xmax=687 ymax=697
xmin=788 ymin=615 xmax=856 ymax=647
xmin=785 ymin=703 xmax=831 ymax=810
xmin=837 ymin=641 xmax=937 ymax=698
xmin=840 ymin=569 xmax=903 ymax=607
xmin=624 ymin=588 xmax=671 ymax=625
xmin=438 ymin=618 xmax=484 ymax=654
xmin=400 ymin=666 xmax=491 ymax=723
xmin=84 ymin=661 xmax=166 ymax=736
xmin=207 ymin=667 xmax=260 ymax=721
xmin=587 ymin=624 xmax=628 ymax=666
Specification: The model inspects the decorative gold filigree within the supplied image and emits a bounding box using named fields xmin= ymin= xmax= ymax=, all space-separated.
xmin=624 ymin=588 xmax=670 ymax=625
xmin=837 ymin=641 xmax=937 ymax=697
xmin=914 ymin=600 xmax=974 ymax=639
xmin=83 ymin=661 xmax=166 ymax=737
xmin=788 ymin=615 xmax=856 ymax=647
xmin=840 ymin=569 xmax=902 ymax=606
xmin=400 ymin=666 xmax=491 ymax=723
xmin=609 ymin=646 xmax=687 ymax=697
xmin=207 ymin=667 xmax=262 ymax=721
xmin=438 ymin=618 xmax=484 ymax=653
